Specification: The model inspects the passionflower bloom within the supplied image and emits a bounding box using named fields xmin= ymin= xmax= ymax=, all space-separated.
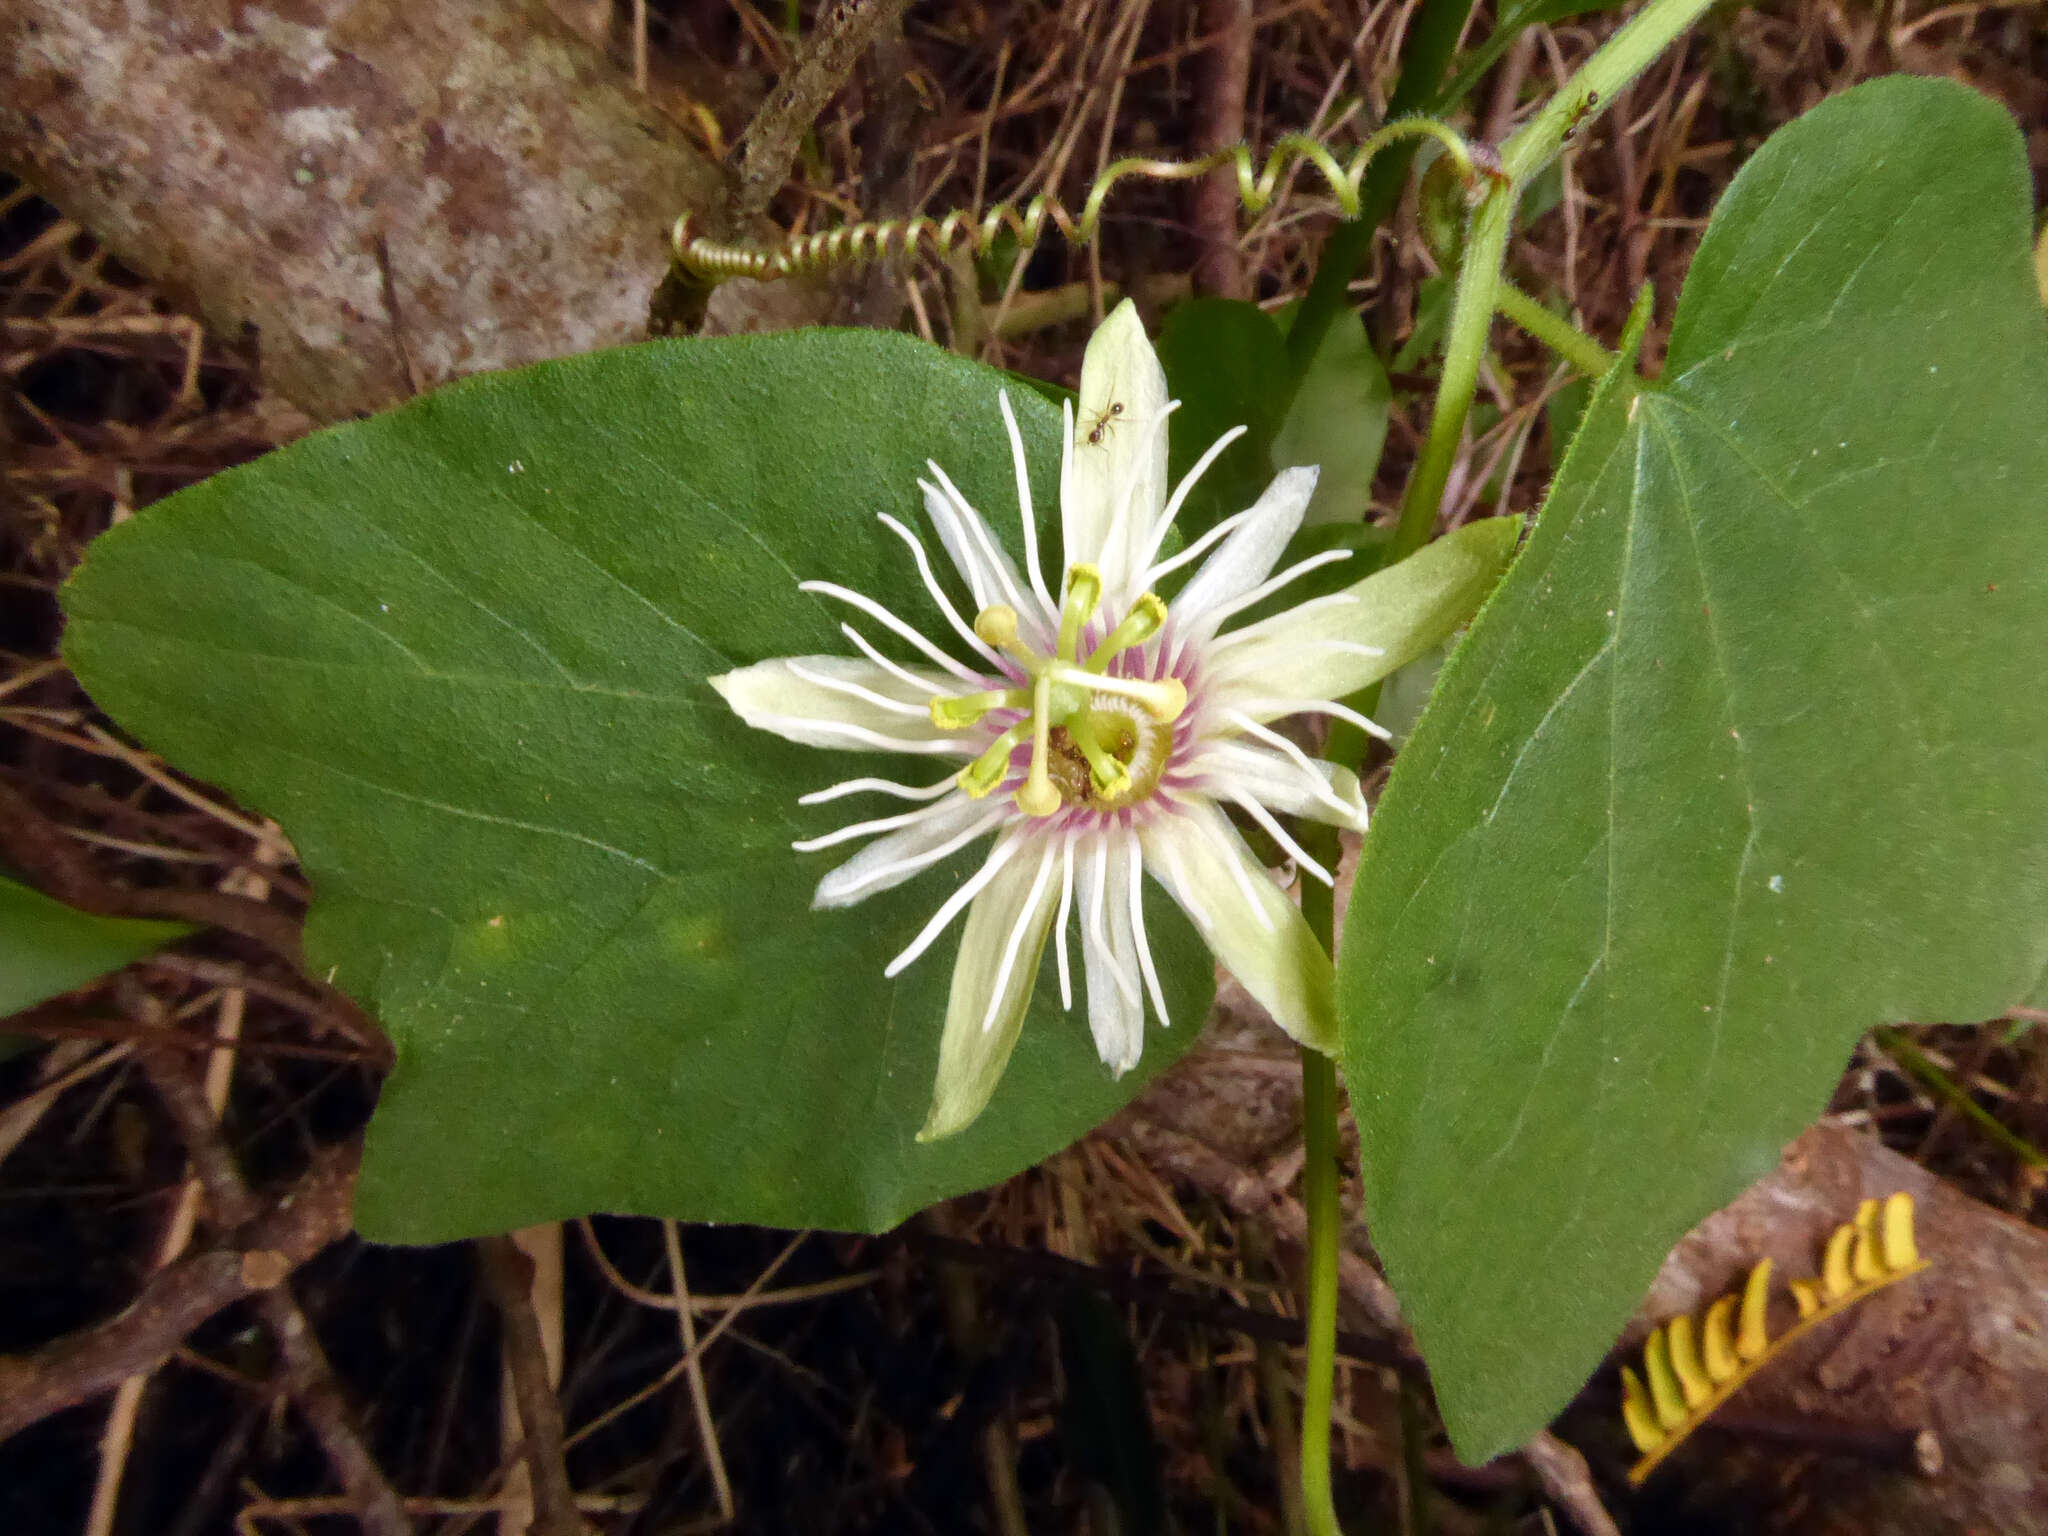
xmin=714 ymin=302 xmax=1514 ymax=1139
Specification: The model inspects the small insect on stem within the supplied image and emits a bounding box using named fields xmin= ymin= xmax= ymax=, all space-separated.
xmin=1562 ymin=89 xmax=1600 ymax=144
xmin=1085 ymin=400 xmax=1125 ymax=446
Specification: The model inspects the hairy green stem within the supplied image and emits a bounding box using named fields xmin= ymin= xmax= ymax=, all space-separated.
xmin=1391 ymin=0 xmax=1716 ymax=566
xmin=1495 ymin=282 xmax=1618 ymax=378
xmin=1297 ymin=830 xmax=1345 ymax=1536
xmin=1498 ymin=0 xmax=1719 ymax=184
xmin=1299 ymin=1051 xmax=1344 ymax=1536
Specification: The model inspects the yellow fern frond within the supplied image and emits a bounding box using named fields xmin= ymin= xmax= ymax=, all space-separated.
xmin=1623 ymin=1192 xmax=1928 ymax=1485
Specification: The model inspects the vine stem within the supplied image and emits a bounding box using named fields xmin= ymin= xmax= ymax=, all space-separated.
xmin=1387 ymin=0 xmax=1716 ymax=568
xmin=1289 ymin=1 xmax=1721 ymax=1527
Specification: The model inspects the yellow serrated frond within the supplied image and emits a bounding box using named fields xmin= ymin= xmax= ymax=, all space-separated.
xmin=1852 ymin=1198 xmax=1885 ymax=1283
xmin=1882 ymin=1191 xmax=1918 ymax=1270
xmin=1737 ymin=1258 xmax=1773 ymax=1361
xmin=1822 ymin=1222 xmax=1856 ymax=1299
xmin=1790 ymin=1276 xmax=1823 ymax=1318
xmin=1667 ymin=1315 xmax=1712 ymax=1407
xmin=1621 ymin=1366 xmax=1664 ymax=1453
xmin=1643 ymin=1329 xmax=1688 ymax=1429
xmin=1702 ymin=1294 xmax=1741 ymax=1382
xmin=1625 ymin=1192 xmax=1931 ymax=1488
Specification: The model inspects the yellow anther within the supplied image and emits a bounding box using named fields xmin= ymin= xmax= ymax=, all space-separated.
xmin=1088 ymin=592 xmax=1169 ymax=668
xmin=1057 ymin=564 xmax=1103 ymax=661
xmin=1067 ymin=716 xmax=1131 ymax=797
xmin=957 ymin=723 xmax=1027 ymax=798
xmin=1064 ymin=669 xmax=1186 ymax=722
xmin=929 ymin=689 xmax=1021 ymax=730
xmin=974 ymin=604 xmax=1019 ymax=647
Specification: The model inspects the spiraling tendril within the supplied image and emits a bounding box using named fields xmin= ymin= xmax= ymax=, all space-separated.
xmin=673 ymin=116 xmax=1495 ymax=285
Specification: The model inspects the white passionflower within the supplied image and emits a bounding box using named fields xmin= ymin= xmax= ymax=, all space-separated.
xmin=714 ymin=301 xmax=1514 ymax=1139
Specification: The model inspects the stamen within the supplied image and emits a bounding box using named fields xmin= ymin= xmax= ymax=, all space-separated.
xmin=929 ymin=688 xmax=1023 ymax=730
xmin=830 ymin=804 xmax=1011 ymax=904
xmin=1057 ymin=564 xmax=1103 ymax=661
xmin=793 ymin=799 xmax=956 ymax=853
xmin=974 ymin=604 xmax=1018 ymax=646
xmin=1212 ymin=821 xmax=1280 ymax=933
xmin=1199 ymin=547 xmax=1356 ymax=629
xmin=1228 ymin=790 xmax=1334 ymax=886
xmin=983 ymin=840 xmax=1060 ymax=1032
xmin=1153 ymin=830 xmax=1212 ymax=931
xmin=927 ymin=460 xmax=1029 ymax=615
xmin=878 ymin=512 xmax=1007 ymax=670
xmin=1087 ymin=593 xmax=1168 ymax=668
xmin=1242 ymin=697 xmax=1393 ymax=742
xmin=1128 ymin=853 xmax=1170 ymax=1029
xmin=959 ymin=721 xmax=1030 ymax=797
xmin=1056 ymin=667 xmax=1186 ymax=722
xmin=748 ymin=712 xmax=967 ymax=755
xmin=1143 ymin=507 xmax=1252 ymax=588
xmin=1058 ymin=399 xmax=1076 ymax=537
xmin=884 ymin=836 xmax=1021 ymax=978
xmin=1217 ymin=716 xmax=1366 ymax=823
xmin=1084 ymin=840 xmax=1143 ymax=1010
xmin=799 ymin=580 xmax=982 ymax=684
xmin=998 ymin=390 xmax=1057 ymax=618
xmin=1137 ymin=423 xmax=1249 ymax=574
xmin=1053 ymin=834 xmax=1076 ymax=1009
xmin=799 ymin=775 xmax=958 ymax=806
xmin=1015 ymin=673 xmax=1062 ymax=816
xmin=1065 ymin=714 xmax=1132 ymax=797
xmin=839 ymin=624 xmax=943 ymax=693
xmin=787 ymin=660 xmax=930 ymax=719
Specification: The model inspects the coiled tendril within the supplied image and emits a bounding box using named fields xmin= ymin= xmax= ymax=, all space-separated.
xmin=673 ymin=116 xmax=1492 ymax=285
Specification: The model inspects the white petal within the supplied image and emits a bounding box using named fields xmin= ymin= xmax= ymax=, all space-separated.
xmin=813 ymin=793 xmax=1007 ymax=908
xmin=1203 ymin=515 xmax=1520 ymax=711
xmin=711 ymin=656 xmax=961 ymax=753
xmin=1066 ymin=300 xmax=1170 ymax=600
xmin=1191 ymin=736 xmax=1370 ymax=833
xmin=1139 ymin=801 xmax=1336 ymax=1053
xmin=1077 ymin=833 xmax=1146 ymax=1075
xmin=919 ymin=832 xmax=1063 ymax=1140
xmin=1167 ymin=466 xmax=1318 ymax=633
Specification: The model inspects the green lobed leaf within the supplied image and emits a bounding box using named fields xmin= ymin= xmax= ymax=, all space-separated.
xmin=63 ymin=332 xmax=1213 ymax=1243
xmin=0 ymin=874 xmax=192 ymax=1018
xmin=1339 ymin=78 xmax=2048 ymax=1459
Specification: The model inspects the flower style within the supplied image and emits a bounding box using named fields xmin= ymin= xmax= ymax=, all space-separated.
xmin=713 ymin=302 xmax=1515 ymax=1140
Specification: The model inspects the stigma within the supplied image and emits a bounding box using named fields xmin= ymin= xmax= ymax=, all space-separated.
xmin=938 ymin=566 xmax=1186 ymax=817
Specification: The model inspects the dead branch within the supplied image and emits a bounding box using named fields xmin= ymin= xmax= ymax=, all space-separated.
xmin=478 ymin=1235 xmax=589 ymax=1536
xmin=1192 ymin=0 xmax=1253 ymax=298
xmin=0 ymin=780 xmax=305 ymax=965
xmin=134 ymin=1048 xmax=412 ymax=1536
xmin=0 ymin=0 xmax=726 ymax=422
xmin=733 ymin=0 xmax=919 ymax=222
xmin=1522 ymin=1431 xmax=1623 ymax=1536
xmin=0 ymin=1139 xmax=360 ymax=1442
